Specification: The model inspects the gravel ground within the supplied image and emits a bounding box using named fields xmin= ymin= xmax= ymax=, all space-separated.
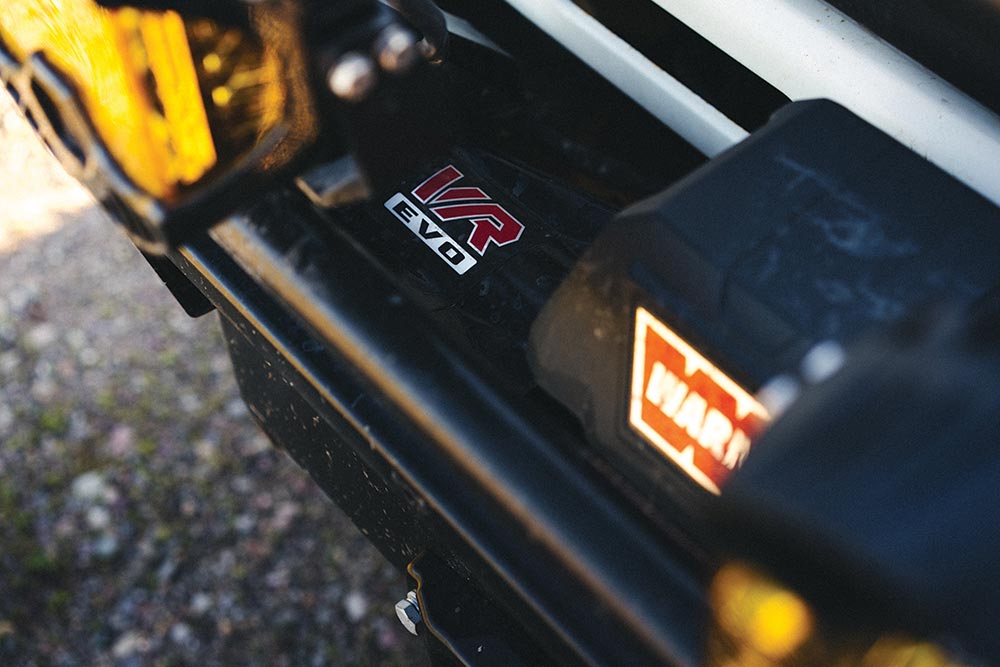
xmin=0 ymin=92 xmax=425 ymax=665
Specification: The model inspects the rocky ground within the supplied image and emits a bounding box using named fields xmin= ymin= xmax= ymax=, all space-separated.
xmin=0 ymin=93 xmax=424 ymax=665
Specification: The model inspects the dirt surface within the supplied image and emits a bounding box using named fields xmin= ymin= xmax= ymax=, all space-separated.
xmin=0 ymin=92 xmax=425 ymax=665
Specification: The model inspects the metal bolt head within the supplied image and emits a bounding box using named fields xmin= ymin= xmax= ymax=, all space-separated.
xmin=374 ymin=25 xmax=420 ymax=73
xmin=417 ymin=38 xmax=441 ymax=64
xmin=800 ymin=340 xmax=847 ymax=385
xmin=328 ymin=53 xmax=378 ymax=103
xmin=757 ymin=374 xmax=801 ymax=420
xmin=394 ymin=590 xmax=422 ymax=636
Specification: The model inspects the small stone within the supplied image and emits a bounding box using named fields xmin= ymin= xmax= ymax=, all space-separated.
xmin=111 ymin=631 xmax=149 ymax=658
xmin=344 ymin=591 xmax=369 ymax=622
xmin=242 ymin=433 xmax=271 ymax=456
xmin=231 ymin=476 xmax=253 ymax=494
xmin=86 ymin=506 xmax=111 ymax=530
xmin=212 ymin=551 xmax=237 ymax=580
xmin=65 ymin=329 xmax=86 ymax=350
xmin=6 ymin=285 xmax=38 ymax=316
xmin=179 ymin=392 xmax=199 ymax=414
xmin=253 ymin=493 xmax=273 ymax=511
xmin=72 ymin=471 xmax=108 ymax=502
xmin=128 ymin=373 xmax=148 ymax=391
xmin=190 ymin=592 xmax=212 ymax=615
xmin=211 ymin=354 xmax=231 ymax=374
xmin=106 ymin=425 xmax=135 ymax=457
xmin=24 ymin=323 xmax=57 ymax=350
xmin=0 ymin=352 xmax=18 ymax=374
xmin=157 ymin=557 xmax=179 ymax=585
xmin=31 ymin=377 xmax=57 ymax=401
xmin=79 ymin=348 xmax=100 ymax=367
xmin=234 ymin=514 xmax=255 ymax=534
xmin=54 ymin=516 xmax=76 ymax=539
xmin=168 ymin=313 xmax=194 ymax=335
xmin=0 ymin=310 xmax=13 ymax=331
xmin=224 ymin=399 xmax=248 ymax=419
xmin=93 ymin=534 xmax=119 ymax=558
xmin=265 ymin=567 xmax=290 ymax=589
xmin=270 ymin=501 xmax=299 ymax=532
xmin=0 ymin=405 xmax=13 ymax=433
xmin=67 ymin=410 xmax=92 ymax=441
xmin=169 ymin=622 xmax=193 ymax=645
xmin=194 ymin=438 xmax=216 ymax=462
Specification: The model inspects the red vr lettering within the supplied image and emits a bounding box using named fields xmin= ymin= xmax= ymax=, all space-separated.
xmin=430 ymin=203 xmax=524 ymax=254
xmin=412 ymin=166 xmax=526 ymax=255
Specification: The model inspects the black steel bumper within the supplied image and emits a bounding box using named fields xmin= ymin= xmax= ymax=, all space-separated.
xmin=168 ymin=191 xmax=709 ymax=667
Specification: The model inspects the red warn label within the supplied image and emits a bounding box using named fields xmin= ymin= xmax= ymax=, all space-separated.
xmin=629 ymin=308 xmax=770 ymax=494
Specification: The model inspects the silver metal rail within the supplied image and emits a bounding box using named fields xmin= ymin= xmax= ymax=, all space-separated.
xmin=501 ymin=0 xmax=750 ymax=157
xmin=504 ymin=0 xmax=1000 ymax=207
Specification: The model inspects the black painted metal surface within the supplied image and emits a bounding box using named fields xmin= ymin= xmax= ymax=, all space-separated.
xmin=170 ymin=188 xmax=709 ymax=666
xmin=529 ymin=100 xmax=1000 ymax=525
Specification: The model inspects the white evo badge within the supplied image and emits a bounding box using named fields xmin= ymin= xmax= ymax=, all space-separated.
xmin=385 ymin=193 xmax=478 ymax=275
xmin=384 ymin=165 xmax=526 ymax=275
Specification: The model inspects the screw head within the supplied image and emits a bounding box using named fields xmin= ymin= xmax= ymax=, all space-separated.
xmin=374 ymin=25 xmax=420 ymax=73
xmin=327 ymin=52 xmax=378 ymax=103
xmin=394 ymin=590 xmax=422 ymax=636
xmin=800 ymin=340 xmax=847 ymax=385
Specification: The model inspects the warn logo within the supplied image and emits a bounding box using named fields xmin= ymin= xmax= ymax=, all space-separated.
xmin=629 ymin=308 xmax=770 ymax=494
xmin=384 ymin=165 xmax=526 ymax=275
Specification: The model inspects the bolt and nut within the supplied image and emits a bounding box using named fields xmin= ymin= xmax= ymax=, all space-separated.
xmin=394 ymin=590 xmax=422 ymax=636
xmin=327 ymin=53 xmax=379 ymax=103
xmin=374 ymin=25 xmax=420 ymax=73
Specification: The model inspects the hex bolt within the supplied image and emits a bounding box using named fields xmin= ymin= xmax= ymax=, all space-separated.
xmin=374 ymin=24 xmax=420 ymax=73
xmin=327 ymin=52 xmax=378 ymax=103
xmin=800 ymin=340 xmax=847 ymax=385
xmin=757 ymin=374 xmax=801 ymax=420
xmin=394 ymin=590 xmax=422 ymax=636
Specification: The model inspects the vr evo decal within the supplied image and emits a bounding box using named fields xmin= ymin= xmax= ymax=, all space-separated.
xmin=629 ymin=307 xmax=770 ymax=494
xmin=385 ymin=194 xmax=479 ymax=274
xmin=385 ymin=165 xmax=526 ymax=274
